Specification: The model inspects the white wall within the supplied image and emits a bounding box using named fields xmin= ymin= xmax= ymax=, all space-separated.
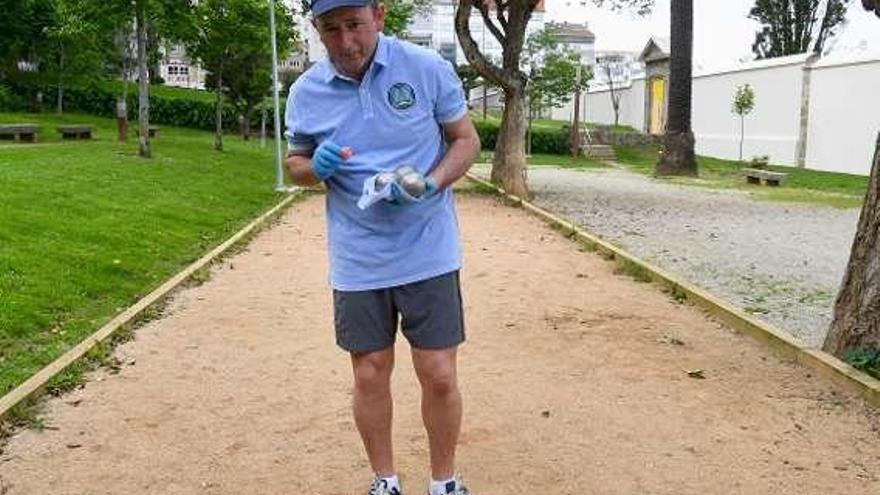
xmin=691 ymin=56 xmax=806 ymax=165
xmin=806 ymin=54 xmax=880 ymax=175
xmin=556 ymin=52 xmax=880 ymax=175
xmin=551 ymin=79 xmax=643 ymax=131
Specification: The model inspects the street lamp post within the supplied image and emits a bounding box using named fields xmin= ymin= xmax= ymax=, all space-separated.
xmin=268 ymin=0 xmax=290 ymax=192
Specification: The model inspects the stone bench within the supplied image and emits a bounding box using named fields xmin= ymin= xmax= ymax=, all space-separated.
xmin=57 ymin=125 xmax=95 ymax=140
xmin=0 ymin=124 xmax=40 ymax=142
xmin=135 ymin=125 xmax=160 ymax=138
xmin=742 ymin=167 xmax=787 ymax=186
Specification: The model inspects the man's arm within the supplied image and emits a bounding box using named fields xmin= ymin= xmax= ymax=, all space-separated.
xmin=285 ymin=151 xmax=322 ymax=187
xmin=428 ymin=114 xmax=481 ymax=189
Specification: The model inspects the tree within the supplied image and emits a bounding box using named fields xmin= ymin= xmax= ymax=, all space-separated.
xmin=732 ymin=83 xmax=755 ymax=162
xmin=189 ymin=0 xmax=295 ymax=150
xmin=455 ymin=64 xmax=482 ymax=102
xmin=42 ymin=0 xmax=111 ymax=114
xmin=129 ymin=0 xmax=195 ymax=157
xmin=383 ymin=0 xmax=432 ymax=36
xmin=749 ymin=0 xmax=851 ymax=59
xmin=656 ymin=0 xmax=697 ymax=176
xmin=863 ymin=0 xmax=880 ymax=16
xmin=455 ymin=0 xmax=541 ymax=198
xmin=523 ymin=27 xmax=589 ymax=155
xmin=595 ymin=54 xmax=628 ymax=127
xmin=593 ymin=0 xmax=697 ymax=176
xmin=822 ymin=0 xmax=880 ymax=363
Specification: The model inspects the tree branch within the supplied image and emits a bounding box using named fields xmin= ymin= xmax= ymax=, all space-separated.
xmin=477 ymin=2 xmax=505 ymax=45
xmin=455 ymin=0 xmax=506 ymax=87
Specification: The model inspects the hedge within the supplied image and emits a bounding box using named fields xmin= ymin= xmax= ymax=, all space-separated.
xmin=474 ymin=119 xmax=572 ymax=154
xmin=3 ymin=80 xmax=261 ymax=132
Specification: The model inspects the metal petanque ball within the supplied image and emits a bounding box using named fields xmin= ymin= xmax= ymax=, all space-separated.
xmin=375 ymin=171 xmax=397 ymax=190
xmin=399 ymin=172 xmax=427 ymax=198
xmin=394 ymin=165 xmax=417 ymax=180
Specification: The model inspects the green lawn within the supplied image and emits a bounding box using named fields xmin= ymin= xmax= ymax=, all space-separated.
xmin=614 ymin=145 xmax=869 ymax=208
xmin=0 ymin=112 xmax=285 ymax=395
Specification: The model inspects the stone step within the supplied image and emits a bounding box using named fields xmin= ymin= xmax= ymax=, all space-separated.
xmin=583 ymin=145 xmax=617 ymax=160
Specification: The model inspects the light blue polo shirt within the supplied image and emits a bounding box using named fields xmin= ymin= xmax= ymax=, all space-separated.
xmin=285 ymin=34 xmax=469 ymax=291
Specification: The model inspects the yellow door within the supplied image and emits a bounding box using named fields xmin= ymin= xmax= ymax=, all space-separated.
xmin=650 ymin=77 xmax=666 ymax=135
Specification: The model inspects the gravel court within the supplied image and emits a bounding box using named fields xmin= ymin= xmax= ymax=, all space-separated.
xmin=1 ymin=193 xmax=878 ymax=494
xmin=488 ymin=164 xmax=862 ymax=348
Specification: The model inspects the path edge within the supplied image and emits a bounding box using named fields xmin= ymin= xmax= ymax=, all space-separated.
xmin=0 ymin=191 xmax=306 ymax=421
xmin=465 ymin=172 xmax=880 ymax=407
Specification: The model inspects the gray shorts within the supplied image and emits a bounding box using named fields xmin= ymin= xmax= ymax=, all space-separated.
xmin=333 ymin=271 xmax=465 ymax=353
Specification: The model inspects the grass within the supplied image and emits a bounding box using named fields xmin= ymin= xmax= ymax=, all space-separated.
xmin=0 ymin=111 xmax=285 ymax=396
xmin=613 ymin=145 xmax=869 ymax=208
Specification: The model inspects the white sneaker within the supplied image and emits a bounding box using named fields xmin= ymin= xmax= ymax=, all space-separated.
xmin=369 ymin=475 xmax=403 ymax=495
xmin=430 ymin=475 xmax=470 ymax=495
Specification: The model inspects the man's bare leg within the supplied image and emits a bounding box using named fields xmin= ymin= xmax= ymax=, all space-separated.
xmin=411 ymin=347 xmax=462 ymax=480
xmin=351 ymin=347 xmax=396 ymax=477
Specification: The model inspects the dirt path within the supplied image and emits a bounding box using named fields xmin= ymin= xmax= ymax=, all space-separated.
xmin=1 ymin=193 xmax=878 ymax=495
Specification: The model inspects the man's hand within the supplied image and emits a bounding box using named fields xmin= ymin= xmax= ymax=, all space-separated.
xmin=312 ymin=141 xmax=352 ymax=181
xmin=389 ymin=175 xmax=439 ymax=206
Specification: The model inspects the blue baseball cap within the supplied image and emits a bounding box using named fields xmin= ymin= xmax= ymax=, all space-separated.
xmin=310 ymin=0 xmax=373 ymax=17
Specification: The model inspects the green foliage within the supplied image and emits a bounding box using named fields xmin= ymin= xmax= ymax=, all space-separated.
xmin=749 ymin=0 xmax=851 ymax=58
xmin=0 ymin=84 xmax=27 ymax=111
xmin=843 ymin=347 xmax=880 ymax=379
xmin=524 ymin=26 xmax=590 ymax=117
xmin=383 ymin=0 xmax=432 ymax=36
xmin=474 ymin=119 xmax=499 ymax=150
xmin=188 ymin=0 xmax=298 ymax=139
xmin=6 ymin=80 xmax=247 ymax=131
xmin=473 ymin=119 xmax=575 ymax=155
xmin=733 ymin=84 xmax=756 ymax=116
xmin=591 ymin=0 xmax=654 ymax=15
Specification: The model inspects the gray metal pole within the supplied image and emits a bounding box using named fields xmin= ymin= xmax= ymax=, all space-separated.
xmin=269 ymin=0 xmax=288 ymax=192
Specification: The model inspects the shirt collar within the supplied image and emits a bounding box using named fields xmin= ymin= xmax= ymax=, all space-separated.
xmin=320 ymin=33 xmax=391 ymax=84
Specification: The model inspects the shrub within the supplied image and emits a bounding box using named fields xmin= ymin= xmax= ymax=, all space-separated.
xmin=0 ymin=83 xmax=27 ymax=112
xmin=474 ymin=120 xmax=571 ymax=154
xmin=5 ymin=81 xmax=261 ymax=132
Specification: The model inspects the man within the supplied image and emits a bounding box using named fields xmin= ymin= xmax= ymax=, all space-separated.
xmin=283 ymin=0 xmax=481 ymax=494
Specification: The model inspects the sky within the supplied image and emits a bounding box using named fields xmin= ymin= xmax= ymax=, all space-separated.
xmin=544 ymin=0 xmax=880 ymax=69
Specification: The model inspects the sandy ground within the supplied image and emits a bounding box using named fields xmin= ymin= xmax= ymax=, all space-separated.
xmin=1 ymin=192 xmax=879 ymax=495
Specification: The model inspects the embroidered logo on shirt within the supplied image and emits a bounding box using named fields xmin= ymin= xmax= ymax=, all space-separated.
xmin=387 ymin=82 xmax=416 ymax=110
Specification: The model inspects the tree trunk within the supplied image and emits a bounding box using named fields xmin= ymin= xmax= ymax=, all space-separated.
xmin=56 ymin=47 xmax=64 ymax=114
xmin=491 ymin=85 xmax=529 ymax=198
xmin=214 ymin=71 xmax=224 ymax=151
xmin=739 ymin=115 xmax=744 ymax=161
xmin=136 ymin=0 xmax=151 ymax=158
xmin=823 ymin=133 xmax=880 ymax=356
xmin=260 ymin=107 xmax=267 ymax=148
xmin=656 ymin=0 xmax=697 ymax=176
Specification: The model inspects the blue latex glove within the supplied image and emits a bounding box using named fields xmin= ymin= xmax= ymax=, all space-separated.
xmin=389 ymin=176 xmax=439 ymax=206
xmin=312 ymin=141 xmax=349 ymax=181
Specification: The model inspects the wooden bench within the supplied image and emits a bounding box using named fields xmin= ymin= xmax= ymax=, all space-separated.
xmin=742 ymin=168 xmax=787 ymax=186
xmin=0 ymin=124 xmax=40 ymax=142
xmin=57 ymin=125 xmax=95 ymax=140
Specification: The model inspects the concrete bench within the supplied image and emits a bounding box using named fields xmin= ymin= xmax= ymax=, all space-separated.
xmin=742 ymin=167 xmax=787 ymax=186
xmin=57 ymin=125 xmax=95 ymax=140
xmin=0 ymin=124 xmax=40 ymax=142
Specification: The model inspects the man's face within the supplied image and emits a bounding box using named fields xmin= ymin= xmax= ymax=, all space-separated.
xmin=314 ymin=5 xmax=385 ymax=79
